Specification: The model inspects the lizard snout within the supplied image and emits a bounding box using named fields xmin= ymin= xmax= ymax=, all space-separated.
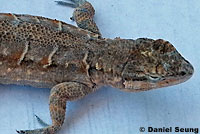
xmin=179 ymin=59 xmax=194 ymax=79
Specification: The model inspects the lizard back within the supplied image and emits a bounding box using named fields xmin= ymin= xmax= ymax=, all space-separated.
xmin=0 ymin=13 xmax=99 ymax=88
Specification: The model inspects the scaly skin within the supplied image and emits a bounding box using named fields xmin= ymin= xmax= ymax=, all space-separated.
xmin=0 ymin=0 xmax=194 ymax=134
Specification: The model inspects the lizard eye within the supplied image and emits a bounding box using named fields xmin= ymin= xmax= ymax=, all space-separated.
xmin=148 ymin=75 xmax=162 ymax=82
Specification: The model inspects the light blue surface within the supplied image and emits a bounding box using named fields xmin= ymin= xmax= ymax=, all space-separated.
xmin=0 ymin=0 xmax=199 ymax=134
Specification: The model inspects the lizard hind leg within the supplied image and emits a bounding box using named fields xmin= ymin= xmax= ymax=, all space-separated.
xmin=55 ymin=0 xmax=101 ymax=36
xmin=16 ymin=82 xmax=94 ymax=134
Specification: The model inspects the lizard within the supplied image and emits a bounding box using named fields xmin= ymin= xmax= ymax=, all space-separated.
xmin=0 ymin=0 xmax=194 ymax=133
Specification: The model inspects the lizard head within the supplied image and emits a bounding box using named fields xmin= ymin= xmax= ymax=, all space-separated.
xmin=118 ymin=38 xmax=194 ymax=92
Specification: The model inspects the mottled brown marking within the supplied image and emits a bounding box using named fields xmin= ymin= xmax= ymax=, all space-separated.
xmin=18 ymin=15 xmax=40 ymax=23
xmin=4 ymin=13 xmax=13 ymax=17
xmin=0 ymin=13 xmax=18 ymax=21
xmin=39 ymin=56 xmax=49 ymax=66
xmin=9 ymin=51 xmax=23 ymax=61
xmin=51 ymin=20 xmax=62 ymax=31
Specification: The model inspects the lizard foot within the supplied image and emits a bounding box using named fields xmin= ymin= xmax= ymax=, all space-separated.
xmin=55 ymin=0 xmax=87 ymax=20
xmin=55 ymin=0 xmax=101 ymax=35
xmin=16 ymin=129 xmax=42 ymax=134
xmin=16 ymin=129 xmax=45 ymax=134
xmin=16 ymin=126 xmax=57 ymax=134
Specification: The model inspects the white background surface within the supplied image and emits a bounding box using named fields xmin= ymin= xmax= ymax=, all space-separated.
xmin=0 ymin=0 xmax=199 ymax=134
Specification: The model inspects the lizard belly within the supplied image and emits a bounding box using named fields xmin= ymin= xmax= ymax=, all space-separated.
xmin=0 ymin=63 xmax=92 ymax=88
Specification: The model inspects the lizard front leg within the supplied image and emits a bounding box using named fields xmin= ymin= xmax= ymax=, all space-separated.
xmin=17 ymin=82 xmax=95 ymax=134
xmin=55 ymin=0 xmax=101 ymax=36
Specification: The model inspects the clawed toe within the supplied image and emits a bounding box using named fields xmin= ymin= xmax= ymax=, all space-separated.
xmin=55 ymin=1 xmax=77 ymax=8
xmin=16 ymin=130 xmax=34 ymax=134
xmin=16 ymin=129 xmax=48 ymax=134
xmin=16 ymin=130 xmax=26 ymax=134
xmin=55 ymin=0 xmax=86 ymax=8
xmin=35 ymin=115 xmax=49 ymax=127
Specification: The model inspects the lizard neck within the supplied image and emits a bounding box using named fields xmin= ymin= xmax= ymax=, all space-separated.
xmin=87 ymin=38 xmax=136 ymax=88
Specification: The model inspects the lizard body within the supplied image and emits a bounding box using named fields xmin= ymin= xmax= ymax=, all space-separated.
xmin=0 ymin=0 xmax=194 ymax=134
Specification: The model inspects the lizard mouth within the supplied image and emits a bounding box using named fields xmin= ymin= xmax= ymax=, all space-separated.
xmin=120 ymin=68 xmax=194 ymax=92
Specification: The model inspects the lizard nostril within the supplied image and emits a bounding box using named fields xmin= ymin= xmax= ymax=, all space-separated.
xmin=180 ymin=71 xmax=186 ymax=76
